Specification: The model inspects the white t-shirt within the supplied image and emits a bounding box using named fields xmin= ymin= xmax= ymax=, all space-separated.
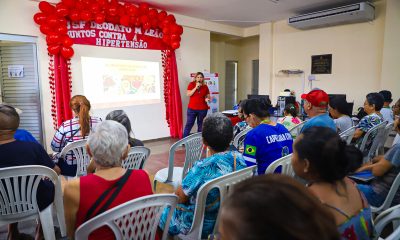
xmin=334 ymin=115 xmax=353 ymax=134
xmin=381 ymin=107 xmax=394 ymax=123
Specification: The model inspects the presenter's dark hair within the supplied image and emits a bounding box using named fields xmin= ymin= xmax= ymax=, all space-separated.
xmin=194 ymin=72 xmax=204 ymax=81
xmin=0 ymin=104 xmax=20 ymax=131
xmin=366 ymin=92 xmax=384 ymax=111
xmin=202 ymin=113 xmax=233 ymax=152
xmin=242 ymin=98 xmax=272 ymax=118
xmin=295 ymin=127 xmax=362 ymax=183
xmin=220 ymin=174 xmax=340 ymax=240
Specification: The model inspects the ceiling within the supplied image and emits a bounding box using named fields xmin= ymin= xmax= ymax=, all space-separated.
xmin=123 ymin=0 xmax=371 ymax=27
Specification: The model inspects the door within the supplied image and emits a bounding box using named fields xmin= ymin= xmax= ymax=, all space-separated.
xmin=225 ymin=61 xmax=238 ymax=110
xmin=0 ymin=39 xmax=43 ymax=144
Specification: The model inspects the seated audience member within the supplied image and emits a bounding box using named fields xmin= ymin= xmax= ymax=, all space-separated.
xmin=300 ymin=89 xmax=336 ymax=133
xmin=242 ymin=98 xmax=293 ymax=175
xmin=291 ymin=127 xmax=374 ymax=239
xmin=51 ymin=95 xmax=102 ymax=176
xmin=0 ymin=103 xmax=38 ymax=143
xmin=0 ymin=104 xmax=60 ymax=240
xmin=63 ymin=120 xmax=153 ymax=239
xmin=159 ymin=113 xmax=246 ymax=238
xmin=233 ymin=100 xmax=250 ymax=138
xmin=106 ymin=110 xmax=144 ymax=147
xmin=277 ymin=103 xmax=302 ymax=134
xmin=353 ymin=92 xmax=384 ymax=148
xmin=392 ymin=99 xmax=400 ymax=146
xmin=217 ymin=174 xmax=340 ymax=240
xmin=379 ymin=90 xmax=394 ymax=123
xmin=357 ymin=117 xmax=400 ymax=207
xmin=329 ymin=97 xmax=353 ymax=134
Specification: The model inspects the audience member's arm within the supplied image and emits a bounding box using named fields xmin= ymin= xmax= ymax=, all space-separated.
xmin=175 ymin=185 xmax=189 ymax=204
xmin=53 ymin=165 xmax=61 ymax=175
xmin=353 ymin=128 xmax=364 ymax=139
xmin=64 ymin=179 xmax=80 ymax=238
xmin=356 ymin=155 xmax=392 ymax=177
xmin=51 ymin=124 xmax=66 ymax=152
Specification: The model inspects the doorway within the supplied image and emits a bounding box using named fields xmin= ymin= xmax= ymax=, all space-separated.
xmin=0 ymin=34 xmax=43 ymax=144
xmin=225 ymin=60 xmax=238 ymax=110
xmin=252 ymin=59 xmax=259 ymax=94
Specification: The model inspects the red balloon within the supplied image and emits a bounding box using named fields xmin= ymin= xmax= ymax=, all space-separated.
xmin=80 ymin=11 xmax=91 ymax=21
xmin=171 ymin=41 xmax=180 ymax=49
xmin=177 ymin=25 xmax=183 ymax=35
xmin=162 ymin=34 xmax=171 ymax=44
xmin=143 ymin=22 xmax=151 ymax=30
xmin=90 ymin=3 xmax=100 ymax=13
xmin=162 ymin=26 xmax=170 ymax=35
xmin=55 ymin=4 xmax=69 ymax=17
xmin=120 ymin=15 xmax=130 ymax=26
xmin=33 ymin=13 xmax=47 ymax=25
xmin=58 ymin=18 xmax=67 ymax=26
xmin=61 ymin=0 xmax=74 ymax=8
xmin=40 ymin=24 xmax=52 ymax=34
xmin=140 ymin=15 xmax=149 ymax=24
xmin=62 ymin=36 xmax=73 ymax=47
xmin=39 ymin=1 xmax=55 ymax=14
xmin=134 ymin=18 xmax=141 ymax=27
xmin=55 ymin=25 xmax=68 ymax=35
xmin=158 ymin=11 xmax=167 ymax=21
xmin=150 ymin=19 xmax=158 ymax=28
xmin=75 ymin=1 xmax=85 ymax=10
xmin=171 ymin=34 xmax=181 ymax=42
xmin=166 ymin=15 xmax=176 ymax=23
xmin=46 ymin=34 xmax=61 ymax=45
xmin=94 ymin=14 xmax=105 ymax=24
xmin=148 ymin=9 xmax=158 ymax=18
xmin=126 ymin=5 xmax=139 ymax=16
xmin=108 ymin=6 xmax=118 ymax=16
xmin=139 ymin=3 xmax=149 ymax=14
xmin=69 ymin=10 xmax=80 ymax=21
xmin=61 ymin=46 xmax=74 ymax=59
xmin=47 ymin=15 xmax=59 ymax=27
xmin=47 ymin=44 xmax=61 ymax=55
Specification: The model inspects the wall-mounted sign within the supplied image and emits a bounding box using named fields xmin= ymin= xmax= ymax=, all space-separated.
xmin=8 ymin=65 xmax=24 ymax=78
xmin=311 ymin=54 xmax=332 ymax=74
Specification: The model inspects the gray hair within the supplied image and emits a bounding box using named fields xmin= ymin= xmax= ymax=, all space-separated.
xmin=87 ymin=120 xmax=128 ymax=167
xmin=202 ymin=112 xmax=233 ymax=152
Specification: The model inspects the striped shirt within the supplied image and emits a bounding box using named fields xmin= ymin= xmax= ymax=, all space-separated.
xmin=51 ymin=116 xmax=102 ymax=164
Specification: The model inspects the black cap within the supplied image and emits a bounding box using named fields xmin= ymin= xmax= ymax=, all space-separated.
xmin=379 ymin=90 xmax=392 ymax=103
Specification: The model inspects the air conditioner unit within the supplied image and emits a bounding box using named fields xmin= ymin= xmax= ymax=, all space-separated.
xmin=288 ymin=2 xmax=375 ymax=30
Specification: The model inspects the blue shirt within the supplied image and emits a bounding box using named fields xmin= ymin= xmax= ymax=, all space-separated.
xmin=14 ymin=129 xmax=38 ymax=143
xmin=301 ymin=113 xmax=336 ymax=133
xmin=243 ymin=123 xmax=293 ymax=175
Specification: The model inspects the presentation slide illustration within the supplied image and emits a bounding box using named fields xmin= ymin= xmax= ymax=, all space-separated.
xmin=81 ymin=57 xmax=161 ymax=108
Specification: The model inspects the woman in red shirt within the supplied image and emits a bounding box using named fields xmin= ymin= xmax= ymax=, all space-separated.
xmin=183 ymin=72 xmax=210 ymax=137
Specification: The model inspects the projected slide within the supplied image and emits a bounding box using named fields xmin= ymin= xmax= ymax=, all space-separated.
xmin=81 ymin=57 xmax=161 ymax=108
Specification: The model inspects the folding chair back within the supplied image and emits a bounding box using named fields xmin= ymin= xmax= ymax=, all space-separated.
xmin=60 ymin=139 xmax=90 ymax=177
xmin=122 ymin=146 xmax=151 ymax=170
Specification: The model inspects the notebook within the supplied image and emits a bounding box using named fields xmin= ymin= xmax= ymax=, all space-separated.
xmin=349 ymin=170 xmax=375 ymax=182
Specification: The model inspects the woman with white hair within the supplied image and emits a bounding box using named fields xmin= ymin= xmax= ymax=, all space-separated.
xmin=63 ymin=120 xmax=153 ymax=239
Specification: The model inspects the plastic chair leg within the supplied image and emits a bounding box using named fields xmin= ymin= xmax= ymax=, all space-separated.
xmin=54 ymin=190 xmax=67 ymax=237
xmin=39 ymin=205 xmax=56 ymax=240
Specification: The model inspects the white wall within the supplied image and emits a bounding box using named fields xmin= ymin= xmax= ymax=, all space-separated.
xmin=269 ymin=0 xmax=387 ymax=109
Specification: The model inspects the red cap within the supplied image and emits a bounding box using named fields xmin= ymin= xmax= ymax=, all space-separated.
xmin=301 ymin=89 xmax=329 ymax=107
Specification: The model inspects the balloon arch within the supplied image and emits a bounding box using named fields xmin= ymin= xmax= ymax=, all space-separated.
xmin=33 ymin=0 xmax=183 ymax=138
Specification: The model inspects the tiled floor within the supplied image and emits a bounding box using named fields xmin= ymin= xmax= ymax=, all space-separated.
xmin=0 ymin=137 xmax=180 ymax=239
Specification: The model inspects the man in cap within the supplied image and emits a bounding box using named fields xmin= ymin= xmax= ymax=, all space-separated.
xmin=300 ymin=89 xmax=336 ymax=133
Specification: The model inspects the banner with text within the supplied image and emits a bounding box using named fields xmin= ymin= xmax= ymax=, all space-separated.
xmin=67 ymin=21 xmax=168 ymax=50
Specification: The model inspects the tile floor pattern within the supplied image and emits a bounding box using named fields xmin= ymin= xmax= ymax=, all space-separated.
xmin=0 ymin=137 xmax=180 ymax=240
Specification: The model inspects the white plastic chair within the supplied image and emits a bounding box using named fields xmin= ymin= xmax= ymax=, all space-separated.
xmin=264 ymin=154 xmax=295 ymax=177
xmin=122 ymin=146 xmax=151 ymax=170
xmin=178 ymin=166 xmax=256 ymax=240
xmin=60 ymin=139 xmax=90 ymax=177
xmin=75 ymin=194 xmax=178 ymax=240
xmin=339 ymin=126 xmax=357 ymax=144
xmin=377 ymin=122 xmax=395 ymax=155
xmin=289 ymin=121 xmax=306 ymax=138
xmin=0 ymin=165 xmax=66 ymax=240
xmin=374 ymin=204 xmax=400 ymax=240
xmin=232 ymin=127 xmax=252 ymax=150
xmin=359 ymin=121 xmax=388 ymax=163
xmin=370 ymin=171 xmax=400 ymax=214
xmin=154 ymin=133 xmax=203 ymax=191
